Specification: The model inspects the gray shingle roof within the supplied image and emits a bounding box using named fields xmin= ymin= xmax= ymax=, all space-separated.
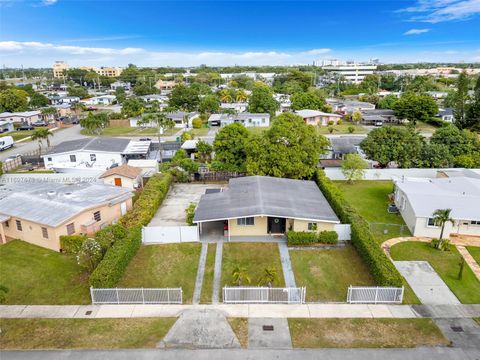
xmin=194 ymin=176 xmax=339 ymax=223
xmin=46 ymin=137 xmax=130 ymax=155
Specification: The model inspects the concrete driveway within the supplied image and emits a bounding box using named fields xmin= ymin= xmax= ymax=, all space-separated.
xmin=149 ymin=183 xmax=223 ymax=226
xmin=394 ymin=261 xmax=461 ymax=305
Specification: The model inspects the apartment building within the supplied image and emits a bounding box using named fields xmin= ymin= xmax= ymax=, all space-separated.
xmin=322 ymin=63 xmax=377 ymax=84
xmin=52 ymin=62 xmax=123 ymax=78
xmin=53 ymin=61 xmax=69 ymax=78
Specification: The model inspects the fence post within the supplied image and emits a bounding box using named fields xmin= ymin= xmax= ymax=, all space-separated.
xmin=374 ymin=287 xmax=379 ymax=304
xmin=116 ymin=288 xmax=120 ymax=304
xmin=167 ymin=288 xmax=170 ymax=303
xmin=141 ymin=288 xmax=145 ymax=304
xmin=90 ymin=287 xmax=94 ymax=304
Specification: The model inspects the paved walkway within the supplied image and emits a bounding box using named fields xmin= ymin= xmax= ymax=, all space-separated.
xmin=457 ymin=246 xmax=480 ymax=281
xmin=212 ymin=242 xmax=223 ymax=304
xmin=3 ymin=303 xmax=479 ymax=319
xmin=395 ymin=261 xmax=461 ymax=305
xmin=192 ymin=243 xmax=209 ymax=304
xmin=278 ymin=242 xmax=297 ymax=288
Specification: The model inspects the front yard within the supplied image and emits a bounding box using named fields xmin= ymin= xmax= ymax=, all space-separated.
xmin=391 ymin=241 xmax=480 ymax=304
xmin=0 ymin=318 xmax=176 ymax=349
xmin=288 ymin=318 xmax=448 ymax=348
xmin=290 ymin=246 xmax=374 ymax=302
xmin=316 ymin=123 xmax=367 ymax=135
xmin=467 ymin=246 xmax=480 ymax=265
xmin=221 ymin=243 xmax=285 ymax=289
xmin=0 ymin=130 xmax=35 ymax=141
xmin=119 ymin=243 xmax=201 ymax=303
xmin=0 ymin=240 xmax=90 ymax=304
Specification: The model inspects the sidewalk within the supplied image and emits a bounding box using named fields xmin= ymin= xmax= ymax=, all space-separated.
xmin=1 ymin=303 xmax=479 ymax=319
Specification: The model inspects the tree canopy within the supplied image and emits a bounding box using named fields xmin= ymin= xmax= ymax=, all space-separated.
xmin=212 ymin=123 xmax=250 ymax=172
xmin=0 ymin=89 xmax=28 ymax=112
xmin=290 ymin=91 xmax=328 ymax=111
xmin=168 ymin=84 xmax=200 ymax=111
xmin=247 ymin=82 xmax=278 ymax=115
xmin=393 ymin=92 xmax=438 ymax=125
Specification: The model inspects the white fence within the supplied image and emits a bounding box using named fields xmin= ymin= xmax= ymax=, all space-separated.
xmin=90 ymin=287 xmax=183 ymax=304
xmin=142 ymin=226 xmax=199 ymax=244
xmin=347 ymin=286 xmax=404 ymax=304
xmin=334 ymin=224 xmax=351 ymax=240
xmin=223 ymin=286 xmax=306 ymax=304
xmin=325 ymin=168 xmax=478 ymax=181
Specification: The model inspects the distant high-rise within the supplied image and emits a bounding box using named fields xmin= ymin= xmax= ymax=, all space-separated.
xmin=52 ymin=62 xmax=123 ymax=78
xmin=52 ymin=61 xmax=69 ymax=78
xmin=316 ymin=59 xmax=379 ymax=84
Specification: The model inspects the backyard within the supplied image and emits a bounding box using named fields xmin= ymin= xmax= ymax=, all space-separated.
xmin=391 ymin=241 xmax=480 ymax=304
xmin=289 ymin=246 xmax=375 ymax=302
xmin=316 ymin=123 xmax=367 ymax=135
xmin=0 ymin=318 xmax=176 ymax=349
xmin=0 ymin=240 xmax=90 ymax=304
xmin=119 ymin=243 xmax=201 ymax=303
xmin=221 ymin=243 xmax=285 ymax=289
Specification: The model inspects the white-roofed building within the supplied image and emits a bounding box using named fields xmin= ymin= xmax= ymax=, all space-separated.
xmin=394 ymin=177 xmax=480 ymax=238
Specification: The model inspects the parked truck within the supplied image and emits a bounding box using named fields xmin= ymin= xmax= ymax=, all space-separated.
xmin=0 ymin=136 xmax=14 ymax=151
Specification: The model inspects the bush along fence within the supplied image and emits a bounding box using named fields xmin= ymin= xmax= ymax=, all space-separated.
xmin=315 ymin=170 xmax=403 ymax=287
xmin=89 ymin=172 xmax=173 ymax=288
xmin=287 ymin=230 xmax=338 ymax=246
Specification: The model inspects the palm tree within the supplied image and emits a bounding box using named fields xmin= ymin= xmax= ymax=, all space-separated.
xmin=258 ymin=267 xmax=279 ymax=287
xmin=31 ymin=128 xmax=54 ymax=155
xmin=432 ymin=208 xmax=455 ymax=241
xmin=235 ymin=90 xmax=248 ymax=103
xmin=219 ymin=89 xmax=233 ymax=103
xmin=71 ymin=102 xmax=86 ymax=116
xmin=138 ymin=113 xmax=175 ymax=163
xmin=40 ymin=107 xmax=57 ymax=122
xmin=231 ymin=265 xmax=251 ymax=286
xmin=79 ymin=112 xmax=109 ymax=135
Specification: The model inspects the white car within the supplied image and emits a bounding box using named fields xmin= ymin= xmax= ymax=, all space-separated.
xmin=0 ymin=136 xmax=14 ymax=151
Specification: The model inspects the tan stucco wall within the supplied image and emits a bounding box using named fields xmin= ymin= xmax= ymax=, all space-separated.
xmin=102 ymin=175 xmax=139 ymax=190
xmin=293 ymin=219 xmax=336 ymax=232
xmin=229 ymin=216 xmax=268 ymax=236
xmin=1 ymin=198 xmax=132 ymax=252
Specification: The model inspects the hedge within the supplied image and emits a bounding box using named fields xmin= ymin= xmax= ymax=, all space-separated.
xmin=60 ymin=235 xmax=87 ymax=254
xmin=287 ymin=230 xmax=338 ymax=246
xmin=94 ymin=224 xmax=128 ymax=252
xmin=314 ymin=170 xmax=403 ymax=287
xmin=90 ymin=172 xmax=173 ymax=288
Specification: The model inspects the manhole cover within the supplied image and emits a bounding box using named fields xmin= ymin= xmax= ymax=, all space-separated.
xmin=85 ymin=311 xmax=92 ymax=315
xmin=451 ymin=326 xmax=464 ymax=332
xmin=262 ymin=325 xmax=274 ymax=331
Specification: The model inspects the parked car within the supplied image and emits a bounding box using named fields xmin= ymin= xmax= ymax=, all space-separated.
xmin=139 ymin=138 xmax=152 ymax=141
xmin=32 ymin=121 xmax=47 ymax=127
xmin=0 ymin=136 xmax=14 ymax=151
xmin=18 ymin=123 xmax=34 ymax=131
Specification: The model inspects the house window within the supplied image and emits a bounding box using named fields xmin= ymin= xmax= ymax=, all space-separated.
xmin=93 ymin=211 xmax=101 ymax=222
xmin=70 ymin=155 xmax=76 ymax=162
xmin=308 ymin=223 xmax=318 ymax=231
xmin=237 ymin=217 xmax=255 ymax=226
xmin=427 ymin=218 xmax=437 ymax=227
xmin=90 ymin=154 xmax=96 ymax=161
xmin=47 ymin=157 xmax=52 ymax=161
xmin=66 ymin=223 xmax=75 ymax=235
xmin=5 ymin=221 xmax=9 ymax=228
xmin=15 ymin=220 xmax=22 ymax=231
xmin=471 ymin=220 xmax=480 ymax=225
xmin=41 ymin=227 xmax=48 ymax=239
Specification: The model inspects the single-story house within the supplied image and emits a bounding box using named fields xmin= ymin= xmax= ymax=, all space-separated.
xmin=0 ymin=119 xmax=15 ymax=133
xmin=82 ymin=95 xmax=116 ymax=106
xmin=394 ymin=177 xmax=480 ymax=238
xmin=50 ymin=96 xmax=80 ymax=105
xmin=220 ymin=102 xmax=248 ymax=113
xmin=294 ymin=110 xmax=342 ymax=126
xmin=361 ymin=109 xmax=398 ymax=126
xmin=110 ymin=81 xmax=131 ymax=91
xmin=139 ymin=94 xmax=168 ymax=103
xmin=99 ymin=164 xmax=143 ymax=190
xmin=0 ymin=182 xmax=133 ymax=251
xmin=327 ymin=99 xmax=376 ymax=114
xmin=165 ymin=112 xmax=200 ymax=128
xmin=208 ymin=113 xmax=270 ymax=127
xmin=0 ymin=111 xmax=41 ymax=124
xmin=322 ymin=136 xmax=364 ymax=160
xmin=181 ymin=138 xmax=214 ymax=158
xmin=194 ymin=176 xmax=340 ymax=240
xmin=154 ymin=79 xmax=177 ymax=90
xmin=436 ymin=108 xmax=454 ymax=123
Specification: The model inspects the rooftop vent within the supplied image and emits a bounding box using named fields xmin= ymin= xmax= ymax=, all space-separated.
xmin=47 ymin=190 xmax=56 ymax=197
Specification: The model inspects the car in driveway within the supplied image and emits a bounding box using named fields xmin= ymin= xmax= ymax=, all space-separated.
xmin=18 ymin=123 xmax=34 ymax=131
xmin=32 ymin=121 xmax=47 ymax=127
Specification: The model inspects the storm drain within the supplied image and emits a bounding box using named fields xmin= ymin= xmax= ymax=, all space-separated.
xmin=85 ymin=311 xmax=92 ymax=316
xmin=262 ymin=325 xmax=274 ymax=331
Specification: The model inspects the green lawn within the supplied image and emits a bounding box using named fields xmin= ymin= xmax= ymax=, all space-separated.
xmin=466 ymin=246 xmax=480 ymax=265
xmin=0 ymin=240 xmax=90 ymax=304
xmin=119 ymin=244 xmax=201 ymax=303
xmin=1 ymin=130 xmax=35 ymax=141
xmin=290 ymin=246 xmax=375 ymax=302
xmin=81 ymin=126 xmax=177 ymax=137
xmin=0 ymin=318 xmax=176 ymax=349
xmin=188 ymin=127 xmax=210 ymax=137
xmin=391 ymin=242 xmax=480 ymax=304
xmin=221 ymin=243 xmax=285 ymax=289
xmin=316 ymin=123 xmax=367 ymax=135
xmin=288 ymin=318 xmax=448 ymax=348
xmin=335 ymin=180 xmax=410 ymax=243
xmin=200 ymin=243 xmax=216 ymax=304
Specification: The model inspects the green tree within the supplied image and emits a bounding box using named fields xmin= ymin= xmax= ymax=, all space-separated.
xmin=196 ymin=139 xmax=213 ymax=163
xmin=341 ymin=153 xmax=368 ymax=183
xmin=212 ymin=123 xmax=250 ymax=172
xmin=138 ymin=113 xmax=175 ymax=163
xmin=0 ymin=89 xmax=28 ymax=112
xmin=247 ymin=82 xmax=279 ymax=115
xmin=119 ymin=64 xmax=140 ymax=85
xmin=122 ymin=97 xmax=145 ymax=117
xmin=453 ymin=71 xmax=470 ymax=128
xmin=231 ymin=265 xmax=251 ymax=286
xmin=418 ymin=143 xmax=454 ymax=168
xmin=40 ymin=107 xmax=57 ymax=122
xmin=76 ymin=238 xmax=103 ymax=272
xmin=168 ymin=84 xmax=200 ymax=111
xmin=198 ymin=94 xmax=220 ymax=114
xmin=246 ymin=112 xmax=328 ymax=179
xmin=360 ymin=126 xmax=424 ymax=168
xmin=351 ymin=111 xmax=362 ymax=124
xmin=80 ymin=112 xmax=110 ymax=135
xmin=133 ymin=82 xmax=156 ymax=96
xmin=31 ymin=128 xmax=53 ymax=154
xmin=432 ymin=209 xmax=455 ymax=242
xmin=185 ymin=203 xmax=196 ymax=225
xmin=258 ymin=267 xmax=279 ymax=287
xmin=465 ymin=75 xmax=480 ymax=130
xmin=115 ymin=87 xmax=126 ymax=103
xmin=430 ymin=125 xmax=480 ymax=158
xmin=290 ymin=91 xmax=327 ymax=111
xmin=29 ymin=92 xmax=49 ymax=108
xmin=377 ymin=95 xmax=399 ymax=110
xmin=393 ymin=92 xmax=438 ymax=125
xmin=67 ymin=85 xmax=88 ymax=99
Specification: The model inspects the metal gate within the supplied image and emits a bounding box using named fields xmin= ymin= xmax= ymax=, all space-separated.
xmin=142 ymin=226 xmax=199 ymax=243
xmin=90 ymin=287 xmax=183 ymax=304
xmin=223 ymin=286 xmax=306 ymax=304
xmin=347 ymin=286 xmax=404 ymax=304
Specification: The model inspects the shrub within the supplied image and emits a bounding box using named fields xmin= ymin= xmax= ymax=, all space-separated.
xmin=328 ymin=120 xmax=335 ymax=126
xmin=430 ymin=238 xmax=451 ymax=251
xmin=60 ymin=235 xmax=87 ymax=254
xmin=94 ymin=224 xmax=128 ymax=253
xmin=77 ymin=238 xmax=103 ymax=273
xmin=314 ymin=170 xmax=403 ymax=287
xmin=348 ymin=126 xmax=355 ymax=133
xmin=328 ymin=126 xmax=334 ymax=133
xmin=337 ymin=119 xmax=343 ymax=125
xmin=318 ymin=230 xmax=338 ymax=244
xmin=192 ymin=117 xmax=203 ymax=129
xmin=287 ymin=230 xmax=338 ymax=245
xmin=185 ymin=203 xmax=196 ymax=225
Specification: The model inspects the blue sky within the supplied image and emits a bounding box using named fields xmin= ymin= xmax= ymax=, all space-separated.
xmin=0 ymin=0 xmax=479 ymax=67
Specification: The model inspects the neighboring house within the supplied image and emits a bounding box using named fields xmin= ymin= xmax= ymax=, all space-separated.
xmin=50 ymin=96 xmax=80 ymax=105
xmin=427 ymin=91 xmax=449 ymax=100
xmin=220 ymin=102 xmax=248 ymax=113
xmin=110 ymin=81 xmax=131 ymax=91
xmin=181 ymin=138 xmax=214 ymax=158
xmin=294 ymin=110 xmax=342 ymax=126
xmin=166 ymin=112 xmax=201 ymax=128
xmin=99 ymin=164 xmax=143 ymax=190
xmin=82 ymin=95 xmax=116 ymax=106
xmin=139 ymin=94 xmax=168 ymax=103
xmin=43 ymin=137 xmax=132 ymax=171
xmin=154 ymin=79 xmax=177 ymax=90
xmin=436 ymin=108 xmax=455 ymax=123
xmin=0 ymin=182 xmax=133 ymax=251
xmin=322 ymin=136 xmax=364 ymax=160
xmin=194 ymin=176 xmax=340 ymax=239
xmin=208 ymin=113 xmax=270 ymax=128
xmin=0 ymin=119 xmax=15 ymax=133
xmin=361 ymin=109 xmax=398 ymax=126
xmin=327 ymin=99 xmax=376 ymax=114
xmin=0 ymin=111 xmax=41 ymax=124
xmin=394 ymin=177 xmax=480 ymax=238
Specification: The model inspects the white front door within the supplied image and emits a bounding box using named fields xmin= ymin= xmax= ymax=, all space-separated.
xmin=120 ymin=202 xmax=127 ymax=215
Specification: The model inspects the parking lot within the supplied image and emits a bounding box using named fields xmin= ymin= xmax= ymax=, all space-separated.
xmin=149 ymin=183 xmax=223 ymax=226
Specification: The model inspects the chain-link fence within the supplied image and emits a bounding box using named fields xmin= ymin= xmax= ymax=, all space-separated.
xmin=369 ymin=223 xmax=410 ymax=242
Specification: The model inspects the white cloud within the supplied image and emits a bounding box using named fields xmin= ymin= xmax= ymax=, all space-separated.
xmin=0 ymin=40 xmax=332 ymax=67
xmin=398 ymin=0 xmax=480 ymax=23
xmin=403 ymin=28 xmax=431 ymax=35
xmin=42 ymin=0 xmax=57 ymax=5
